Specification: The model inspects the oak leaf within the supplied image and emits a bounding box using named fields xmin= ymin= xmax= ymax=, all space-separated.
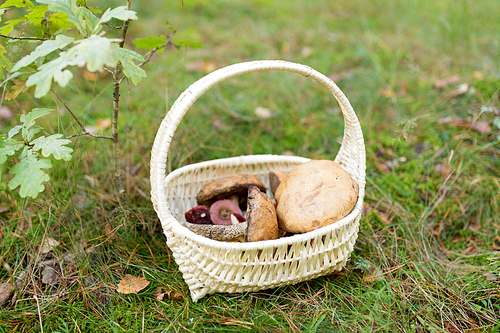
xmin=116 ymin=275 xmax=149 ymax=294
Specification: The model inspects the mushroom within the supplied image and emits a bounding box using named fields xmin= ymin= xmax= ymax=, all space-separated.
xmin=179 ymin=220 xmax=247 ymax=242
xmin=269 ymin=171 xmax=287 ymax=197
xmin=209 ymin=199 xmax=242 ymax=225
xmin=245 ymin=185 xmax=279 ymax=242
xmin=275 ymin=160 xmax=359 ymax=234
xmin=196 ymin=174 xmax=266 ymax=209
xmin=185 ymin=206 xmax=212 ymax=224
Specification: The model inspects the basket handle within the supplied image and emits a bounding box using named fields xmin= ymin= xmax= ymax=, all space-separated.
xmin=150 ymin=60 xmax=366 ymax=217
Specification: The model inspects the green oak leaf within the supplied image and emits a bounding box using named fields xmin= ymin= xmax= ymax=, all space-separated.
xmin=71 ymin=35 xmax=120 ymax=72
xmin=8 ymin=124 xmax=23 ymax=139
xmin=0 ymin=43 xmax=11 ymax=80
xmin=0 ymin=140 xmax=23 ymax=164
xmin=11 ymin=35 xmax=74 ymax=72
xmin=0 ymin=18 xmax=24 ymax=35
xmin=100 ymin=6 xmax=137 ymax=24
xmin=20 ymin=108 xmax=53 ymax=131
xmin=112 ymin=46 xmax=146 ymax=85
xmin=26 ymin=52 xmax=74 ymax=97
xmin=176 ymin=40 xmax=202 ymax=49
xmin=32 ymin=134 xmax=73 ymax=161
xmin=0 ymin=0 xmax=34 ymax=9
xmin=133 ymin=36 xmax=167 ymax=50
xmin=8 ymin=152 xmax=52 ymax=198
xmin=37 ymin=0 xmax=94 ymax=36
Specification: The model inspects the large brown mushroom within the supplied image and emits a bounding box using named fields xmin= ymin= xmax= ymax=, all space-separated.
xmin=275 ymin=160 xmax=359 ymax=234
xmin=245 ymin=185 xmax=279 ymax=242
xmin=196 ymin=174 xmax=266 ymax=209
xmin=269 ymin=171 xmax=287 ymax=197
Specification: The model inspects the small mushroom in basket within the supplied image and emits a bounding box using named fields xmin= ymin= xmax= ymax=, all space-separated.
xmin=209 ymin=199 xmax=242 ymax=225
xmin=185 ymin=206 xmax=212 ymax=224
xmin=269 ymin=171 xmax=287 ymax=197
xmin=245 ymin=185 xmax=279 ymax=242
xmin=196 ymin=174 xmax=266 ymax=209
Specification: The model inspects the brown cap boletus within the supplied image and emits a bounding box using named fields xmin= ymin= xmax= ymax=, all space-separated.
xmin=245 ymin=185 xmax=279 ymax=242
xmin=275 ymin=160 xmax=359 ymax=234
xmin=268 ymin=171 xmax=287 ymax=197
xmin=196 ymin=174 xmax=266 ymax=209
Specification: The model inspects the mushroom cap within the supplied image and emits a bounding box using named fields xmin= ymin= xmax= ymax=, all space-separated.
xmin=196 ymin=174 xmax=266 ymax=207
xmin=275 ymin=160 xmax=359 ymax=234
xmin=269 ymin=171 xmax=287 ymax=197
xmin=245 ymin=185 xmax=279 ymax=242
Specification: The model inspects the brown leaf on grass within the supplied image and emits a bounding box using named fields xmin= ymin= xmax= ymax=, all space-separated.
xmin=0 ymin=206 xmax=9 ymax=213
xmin=105 ymin=223 xmax=118 ymax=239
xmin=5 ymin=79 xmax=28 ymax=101
xmin=434 ymin=163 xmax=453 ymax=178
xmin=0 ymin=282 xmax=15 ymax=306
xmin=362 ymin=265 xmax=383 ymax=283
xmin=186 ymin=61 xmax=217 ymax=73
xmin=328 ymin=71 xmax=355 ymax=82
xmin=433 ymin=75 xmax=461 ymax=89
xmin=254 ymin=106 xmax=273 ymax=120
xmin=470 ymin=121 xmax=491 ymax=134
xmin=448 ymin=83 xmax=469 ymax=97
xmin=380 ymin=88 xmax=395 ymax=98
xmin=116 ymin=275 xmax=149 ymax=294
xmin=39 ymin=237 xmax=60 ymax=254
xmin=0 ymin=106 xmax=13 ymax=121
xmin=41 ymin=265 xmax=58 ymax=285
xmin=438 ymin=116 xmax=491 ymax=134
xmin=492 ymin=236 xmax=500 ymax=251
xmin=96 ymin=118 xmax=112 ymax=131
xmin=467 ymin=220 xmax=481 ymax=232
xmin=154 ymin=286 xmax=183 ymax=301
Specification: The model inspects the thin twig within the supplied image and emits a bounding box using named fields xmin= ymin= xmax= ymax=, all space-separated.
xmin=0 ymin=33 xmax=45 ymax=41
xmin=118 ymin=32 xmax=175 ymax=84
xmin=51 ymin=89 xmax=111 ymax=140
xmin=67 ymin=132 xmax=113 ymax=140
xmin=111 ymin=0 xmax=132 ymax=206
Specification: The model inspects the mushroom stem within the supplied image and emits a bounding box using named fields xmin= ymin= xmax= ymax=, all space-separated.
xmin=179 ymin=221 xmax=247 ymax=241
xmin=228 ymin=194 xmax=240 ymax=207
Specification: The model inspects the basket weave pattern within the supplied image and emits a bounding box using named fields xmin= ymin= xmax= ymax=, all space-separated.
xmin=150 ymin=60 xmax=366 ymax=301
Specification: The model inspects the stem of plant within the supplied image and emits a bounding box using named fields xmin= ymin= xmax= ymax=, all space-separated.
xmin=111 ymin=0 xmax=133 ymax=215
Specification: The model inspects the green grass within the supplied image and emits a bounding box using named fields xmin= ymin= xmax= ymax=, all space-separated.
xmin=1 ymin=0 xmax=500 ymax=331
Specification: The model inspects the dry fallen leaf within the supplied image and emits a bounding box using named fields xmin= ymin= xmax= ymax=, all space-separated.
xmin=96 ymin=118 xmax=112 ymax=130
xmin=39 ymin=237 xmax=60 ymax=254
xmin=380 ymin=88 xmax=395 ymax=98
xmin=438 ymin=116 xmax=491 ymax=134
xmin=448 ymin=83 xmax=469 ymax=97
xmin=116 ymin=275 xmax=150 ymax=294
xmin=301 ymin=46 xmax=312 ymax=58
xmin=467 ymin=220 xmax=481 ymax=232
xmin=154 ymin=287 xmax=183 ymax=300
xmin=186 ymin=61 xmax=217 ymax=73
xmin=5 ymin=79 xmax=28 ymax=101
xmin=105 ymin=223 xmax=118 ymax=239
xmin=254 ymin=106 xmax=272 ymax=120
xmin=433 ymin=75 xmax=461 ymax=89
xmin=0 ymin=206 xmax=9 ymax=213
xmin=0 ymin=106 xmax=13 ymax=121
xmin=84 ymin=125 xmax=97 ymax=135
xmin=0 ymin=282 xmax=15 ymax=306
xmin=41 ymin=265 xmax=58 ymax=285
xmin=471 ymin=121 xmax=491 ymax=134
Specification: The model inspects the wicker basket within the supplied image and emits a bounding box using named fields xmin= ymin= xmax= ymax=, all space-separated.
xmin=150 ymin=60 xmax=366 ymax=302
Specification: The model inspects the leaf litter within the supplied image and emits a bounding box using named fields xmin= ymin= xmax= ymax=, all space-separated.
xmin=116 ymin=275 xmax=150 ymax=294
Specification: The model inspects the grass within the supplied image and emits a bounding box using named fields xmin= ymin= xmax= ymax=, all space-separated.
xmin=1 ymin=0 xmax=500 ymax=331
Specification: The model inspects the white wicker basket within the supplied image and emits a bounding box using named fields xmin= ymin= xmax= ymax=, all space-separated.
xmin=150 ymin=60 xmax=366 ymax=302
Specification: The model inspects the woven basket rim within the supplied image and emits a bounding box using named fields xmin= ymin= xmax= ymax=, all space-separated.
xmin=163 ymin=154 xmax=365 ymax=251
